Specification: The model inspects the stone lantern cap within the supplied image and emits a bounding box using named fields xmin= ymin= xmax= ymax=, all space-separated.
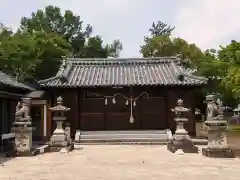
xmin=205 ymin=94 xmax=217 ymax=102
xmin=49 ymin=96 xmax=70 ymax=112
xmin=195 ymin=108 xmax=201 ymax=115
xmin=233 ymin=104 xmax=240 ymax=112
xmin=171 ymin=99 xmax=190 ymax=114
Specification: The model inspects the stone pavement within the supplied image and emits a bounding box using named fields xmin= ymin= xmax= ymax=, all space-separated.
xmin=0 ymin=145 xmax=240 ymax=180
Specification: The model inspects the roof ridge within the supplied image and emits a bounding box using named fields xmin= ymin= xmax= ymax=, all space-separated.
xmin=67 ymin=56 xmax=180 ymax=62
xmin=175 ymin=64 xmax=208 ymax=81
xmin=67 ymin=57 xmax=181 ymax=66
xmin=38 ymin=76 xmax=60 ymax=84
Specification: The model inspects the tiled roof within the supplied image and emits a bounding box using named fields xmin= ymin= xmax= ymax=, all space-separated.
xmin=38 ymin=57 xmax=208 ymax=87
xmin=0 ymin=71 xmax=34 ymax=90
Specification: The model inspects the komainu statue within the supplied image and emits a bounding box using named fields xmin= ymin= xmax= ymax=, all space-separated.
xmin=202 ymin=94 xmax=235 ymax=158
xmin=15 ymin=98 xmax=31 ymax=121
xmin=206 ymin=97 xmax=224 ymax=121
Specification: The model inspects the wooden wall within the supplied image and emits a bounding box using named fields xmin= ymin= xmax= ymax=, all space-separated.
xmin=47 ymin=86 xmax=199 ymax=137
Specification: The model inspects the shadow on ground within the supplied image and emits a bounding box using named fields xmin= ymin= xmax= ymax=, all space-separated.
xmin=227 ymin=130 xmax=240 ymax=158
xmin=0 ymin=155 xmax=14 ymax=165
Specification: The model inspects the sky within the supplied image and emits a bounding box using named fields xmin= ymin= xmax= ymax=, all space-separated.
xmin=0 ymin=0 xmax=240 ymax=57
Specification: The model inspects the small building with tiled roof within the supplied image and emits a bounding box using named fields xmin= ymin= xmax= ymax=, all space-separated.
xmin=39 ymin=57 xmax=207 ymax=137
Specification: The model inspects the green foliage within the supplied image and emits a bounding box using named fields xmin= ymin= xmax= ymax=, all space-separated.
xmin=0 ymin=31 xmax=71 ymax=81
xmin=148 ymin=21 xmax=175 ymax=37
xmin=0 ymin=32 xmax=38 ymax=80
xmin=140 ymin=21 xmax=204 ymax=69
xmin=32 ymin=31 xmax=72 ymax=80
xmin=0 ymin=5 xmax=123 ymax=81
xmin=20 ymin=5 xmax=122 ymax=58
xmin=140 ymin=20 xmax=240 ymax=105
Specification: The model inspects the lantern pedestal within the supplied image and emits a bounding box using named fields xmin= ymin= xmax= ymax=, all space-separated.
xmin=48 ymin=97 xmax=74 ymax=153
xmin=167 ymin=118 xmax=198 ymax=153
xmin=167 ymin=99 xmax=198 ymax=154
xmin=49 ymin=117 xmax=74 ymax=152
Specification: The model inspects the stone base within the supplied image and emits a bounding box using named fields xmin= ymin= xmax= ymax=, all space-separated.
xmin=202 ymin=147 xmax=235 ymax=158
xmin=167 ymin=140 xmax=198 ymax=153
xmin=5 ymin=148 xmax=39 ymax=157
xmin=48 ymin=143 xmax=74 ymax=153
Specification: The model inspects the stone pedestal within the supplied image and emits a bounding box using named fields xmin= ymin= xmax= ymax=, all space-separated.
xmin=201 ymin=95 xmax=235 ymax=158
xmin=6 ymin=98 xmax=38 ymax=157
xmin=202 ymin=147 xmax=234 ymax=158
xmin=6 ymin=121 xmax=38 ymax=157
xmin=202 ymin=120 xmax=235 ymax=158
xmin=167 ymin=99 xmax=198 ymax=154
xmin=48 ymin=97 xmax=74 ymax=153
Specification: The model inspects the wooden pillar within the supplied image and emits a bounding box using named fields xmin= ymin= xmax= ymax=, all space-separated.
xmin=166 ymin=89 xmax=177 ymax=133
xmin=47 ymin=99 xmax=52 ymax=138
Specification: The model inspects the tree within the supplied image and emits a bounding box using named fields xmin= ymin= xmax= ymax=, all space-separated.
xmin=0 ymin=6 xmax=123 ymax=81
xmin=140 ymin=21 xmax=204 ymax=69
xmin=20 ymin=5 xmax=122 ymax=58
xmin=217 ymin=41 xmax=240 ymax=104
xmin=218 ymin=40 xmax=240 ymax=65
xmin=0 ymin=30 xmax=71 ymax=81
xmin=148 ymin=21 xmax=175 ymax=37
xmin=32 ymin=31 xmax=72 ymax=80
xmin=0 ymin=32 xmax=38 ymax=80
xmin=140 ymin=20 xmax=240 ymax=106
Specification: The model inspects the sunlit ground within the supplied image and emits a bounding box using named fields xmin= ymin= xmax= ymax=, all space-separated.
xmin=1 ymin=145 xmax=240 ymax=180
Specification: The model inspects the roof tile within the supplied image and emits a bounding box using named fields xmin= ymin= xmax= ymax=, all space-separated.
xmin=38 ymin=57 xmax=207 ymax=87
xmin=0 ymin=71 xmax=34 ymax=90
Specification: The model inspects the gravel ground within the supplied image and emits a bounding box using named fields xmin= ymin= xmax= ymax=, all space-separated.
xmin=0 ymin=145 xmax=240 ymax=180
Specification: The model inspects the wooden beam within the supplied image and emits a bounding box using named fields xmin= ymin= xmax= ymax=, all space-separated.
xmin=0 ymin=91 xmax=22 ymax=99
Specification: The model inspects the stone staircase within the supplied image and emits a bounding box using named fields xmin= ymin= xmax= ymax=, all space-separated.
xmin=75 ymin=129 xmax=172 ymax=145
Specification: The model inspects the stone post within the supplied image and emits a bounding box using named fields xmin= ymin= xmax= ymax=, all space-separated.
xmin=202 ymin=94 xmax=235 ymax=158
xmin=48 ymin=96 xmax=74 ymax=153
xmin=6 ymin=98 xmax=38 ymax=157
xmin=167 ymin=99 xmax=198 ymax=154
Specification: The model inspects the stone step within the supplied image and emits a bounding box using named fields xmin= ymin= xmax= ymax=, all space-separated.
xmin=81 ymin=130 xmax=167 ymax=135
xmin=75 ymin=129 xmax=172 ymax=145
xmin=76 ymin=141 xmax=167 ymax=145
xmin=34 ymin=144 xmax=50 ymax=154
xmin=81 ymin=134 xmax=168 ymax=139
xmin=79 ymin=137 xmax=169 ymax=145
xmin=192 ymin=138 xmax=208 ymax=145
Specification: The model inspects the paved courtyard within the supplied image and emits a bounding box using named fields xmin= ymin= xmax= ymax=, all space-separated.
xmin=0 ymin=145 xmax=240 ymax=180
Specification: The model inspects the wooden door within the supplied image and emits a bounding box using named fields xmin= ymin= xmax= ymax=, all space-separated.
xmin=140 ymin=97 xmax=167 ymax=130
xmin=105 ymin=96 xmax=138 ymax=130
xmin=79 ymin=98 xmax=105 ymax=130
xmin=31 ymin=106 xmax=43 ymax=141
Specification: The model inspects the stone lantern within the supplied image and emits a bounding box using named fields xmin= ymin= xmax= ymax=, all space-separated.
xmin=167 ymin=99 xmax=198 ymax=154
xmin=233 ymin=104 xmax=240 ymax=116
xmin=202 ymin=94 xmax=235 ymax=158
xmin=49 ymin=96 xmax=74 ymax=153
xmin=6 ymin=98 xmax=38 ymax=157
xmin=232 ymin=104 xmax=240 ymax=124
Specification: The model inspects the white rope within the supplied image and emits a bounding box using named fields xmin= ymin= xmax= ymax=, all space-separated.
xmin=85 ymin=91 xmax=149 ymax=101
